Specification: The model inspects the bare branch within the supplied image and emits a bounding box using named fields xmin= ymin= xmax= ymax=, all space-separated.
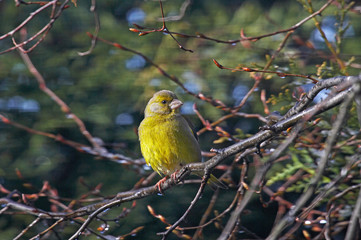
xmin=0 ymin=0 xmax=70 ymax=55
xmin=130 ymin=0 xmax=333 ymax=46
xmin=266 ymin=76 xmax=358 ymax=240
xmin=18 ymin=45 xmax=101 ymax=149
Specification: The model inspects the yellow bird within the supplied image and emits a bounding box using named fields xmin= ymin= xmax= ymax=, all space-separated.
xmin=138 ymin=90 xmax=225 ymax=191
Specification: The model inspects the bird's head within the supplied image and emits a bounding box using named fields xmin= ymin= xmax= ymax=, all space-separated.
xmin=144 ymin=90 xmax=183 ymax=117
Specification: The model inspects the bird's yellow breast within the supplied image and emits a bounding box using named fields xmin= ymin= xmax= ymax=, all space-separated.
xmin=138 ymin=114 xmax=201 ymax=176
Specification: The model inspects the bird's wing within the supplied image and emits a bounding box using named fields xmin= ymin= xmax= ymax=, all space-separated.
xmin=182 ymin=115 xmax=199 ymax=141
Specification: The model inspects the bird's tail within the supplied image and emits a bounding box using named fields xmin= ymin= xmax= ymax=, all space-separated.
xmin=194 ymin=172 xmax=228 ymax=190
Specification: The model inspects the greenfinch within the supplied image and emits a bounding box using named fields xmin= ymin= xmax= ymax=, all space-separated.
xmin=138 ymin=90 xmax=225 ymax=191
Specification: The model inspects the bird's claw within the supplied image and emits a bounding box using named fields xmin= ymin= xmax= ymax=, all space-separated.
xmin=155 ymin=176 xmax=168 ymax=194
xmin=170 ymin=170 xmax=180 ymax=183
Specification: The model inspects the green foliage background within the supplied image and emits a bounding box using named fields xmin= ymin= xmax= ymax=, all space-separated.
xmin=0 ymin=0 xmax=360 ymax=239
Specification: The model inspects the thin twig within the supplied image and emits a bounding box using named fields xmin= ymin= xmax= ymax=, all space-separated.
xmin=13 ymin=217 xmax=42 ymax=240
xmin=160 ymin=0 xmax=191 ymax=21
xmin=192 ymin=189 xmax=219 ymax=240
xmin=0 ymin=0 xmax=70 ymax=55
xmin=159 ymin=175 xmax=209 ymax=239
xmin=0 ymin=114 xmax=144 ymax=167
xmin=131 ymin=0 xmax=333 ymax=45
xmin=78 ymin=0 xmax=100 ymax=56
xmin=266 ymin=77 xmax=356 ymax=240
xmin=17 ymin=43 xmax=101 ymax=149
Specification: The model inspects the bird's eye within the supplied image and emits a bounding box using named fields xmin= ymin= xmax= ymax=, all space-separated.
xmin=161 ymin=100 xmax=167 ymax=104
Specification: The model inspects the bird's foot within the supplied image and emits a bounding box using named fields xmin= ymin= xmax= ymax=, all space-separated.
xmin=170 ymin=170 xmax=180 ymax=183
xmin=155 ymin=176 xmax=168 ymax=194
xmin=210 ymin=148 xmax=225 ymax=154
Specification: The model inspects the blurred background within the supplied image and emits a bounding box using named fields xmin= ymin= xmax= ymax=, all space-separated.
xmin=0 ymin=0 xmax=360 ymax=239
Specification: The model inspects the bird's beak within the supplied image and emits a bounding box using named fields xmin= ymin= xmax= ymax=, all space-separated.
xmin=169 ymin=99 xmax=183 ymax=110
